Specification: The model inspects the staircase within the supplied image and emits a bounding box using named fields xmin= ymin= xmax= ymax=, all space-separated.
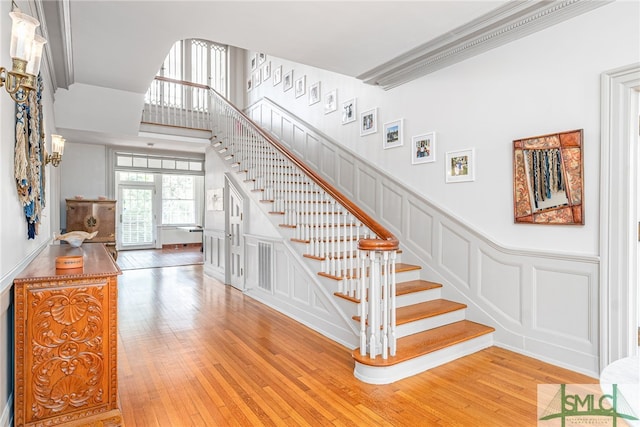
xmin=207 ymin=90 xmax=494 ymax=384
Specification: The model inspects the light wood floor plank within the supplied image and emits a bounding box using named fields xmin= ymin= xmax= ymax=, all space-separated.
xmin=117 ymin=264 xmax=597 ymax=426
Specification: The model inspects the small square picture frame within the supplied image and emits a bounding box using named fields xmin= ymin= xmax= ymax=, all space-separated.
xmin=258 ymin=53 xmax=266 ymax=64
xmin=324 ymin=89 xmax=337 ymax=114
xmin=273 ymin=66 xmax=282 ymax=86
xmin=251 ymin=54 xmax=257 ymax=71
xmin=341 ymin=98 xmax=356 ymax=124
xmin=309 ymin=82 xmax=321 ymax=105
xmin=445 ymin=148 xmax=475 ymax=183
xmin=262 ymin=61 xmax=271 ymax=81
xmin=383 ymin=119 xmax=403 ymax=149
xmin=411 ymin=132 xmax=436 ymax=164
xmin=359 ymin=108 xmax=378 ymax=136
xmin=283 ymin=71 xmax=293 ymax=92
xmin=295 ymin=75 xmax=306 ymax=98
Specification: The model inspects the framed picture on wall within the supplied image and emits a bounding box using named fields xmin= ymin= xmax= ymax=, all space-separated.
xmin=360 ymin=108 xmax=378 ymax=136
xmin=252 ymin=70 xmax=261 ymax=87
xmin=309 ymin=82 xmax=320 ymax=105
xmin=262 ymin=62 xmax=271 ymax=81
xmin=324 ymin=89 xmax=337 ymax=114
xmin=341 ymin=98 xmax=356 ymax=124
xmin=258 ymin=53 xmax=266 ymax=64
xmin=411 ymin=132 xmax=436 ymax=164
xmin=251 ymin=54 xmax=257 ymax=70
xmin=295 ymin=75 xmax=306 ymax=98
xmin=247 ymin=78 xmax=252 ymax=92
xmin=273 ymin=66 xmax=282 ymax=86
xmin=283 ymin=71 xmax=293 ymax=91
xmin=445 ymin=148 xmax=475 ymax=183
xmin=383 ymin=119 xmax=403 ymax=149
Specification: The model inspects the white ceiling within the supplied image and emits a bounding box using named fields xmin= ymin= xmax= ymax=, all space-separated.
xmin=65 ymin=0 xmax=507 ymax=94
xmin=41 ymin=0 xmax=605 ymax=153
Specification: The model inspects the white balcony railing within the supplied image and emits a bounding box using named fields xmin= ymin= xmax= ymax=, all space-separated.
xmin=141 ymin=76 xmax=212 ymax=130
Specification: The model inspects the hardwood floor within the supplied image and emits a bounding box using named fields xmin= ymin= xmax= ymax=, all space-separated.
xmin=117 ymin=265 xmax=597 ymax=426
xmin=117 ymin=246 xmax=203 ymax=270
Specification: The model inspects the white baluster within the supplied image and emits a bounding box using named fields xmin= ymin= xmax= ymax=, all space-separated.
xmin=390 ymin=250 xmax=397 ymax=357
xmin=382 ymin=250 xmax=389 ymax=360
xmin=368 ymin=250 xmax=379 ymax=359
xmin=359 ymin=250 xmax=367 ymax=356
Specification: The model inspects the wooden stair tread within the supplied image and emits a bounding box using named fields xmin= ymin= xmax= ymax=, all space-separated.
xmin=352 ymin=320 xmax=495 ymax=366
xmin=319 ymin=263 xmax=421 ymax=281
xmin=335 ymin=279 xmax=443 ymax=303
xmin=395 ymin=299 xmax=466 ymax=324
xmin=396 ymin=279 xmax=442 ymax=296
xmin=352 ymin=299 xmax=466 ymax=325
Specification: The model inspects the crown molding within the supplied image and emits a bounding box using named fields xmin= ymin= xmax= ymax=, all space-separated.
xmin=34 ymin=0 xmax=74 ymax=92
xmin=357 ymin=0 xmax=613 ymax=90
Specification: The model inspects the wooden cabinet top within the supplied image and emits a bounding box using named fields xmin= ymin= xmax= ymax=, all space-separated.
xmin=14 ymin=244 xmax=121 ymax=284
xmin=66 ymin=198 xmax=116 ymax=203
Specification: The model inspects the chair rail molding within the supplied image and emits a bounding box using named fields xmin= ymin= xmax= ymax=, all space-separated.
xmin=599 ymin=63 xmax=640 ymax=370
xmin=247 ymin=96 xmax=601 ymax=376
xmin=357 ymin=0 xmax=612 ymax=90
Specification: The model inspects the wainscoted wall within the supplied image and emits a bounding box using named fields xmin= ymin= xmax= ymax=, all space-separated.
xmin=247 ymin=98 xmax=600 ymax=377
xmin=243 ymin=235 xmax=358 ymax=348
xmin=203 ymin=229 xmax=225 ymax=282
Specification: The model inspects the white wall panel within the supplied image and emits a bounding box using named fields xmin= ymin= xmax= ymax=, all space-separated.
xmin=245 ymin=241 xmax=258 ymax=287
xmin=406 ymin=200 xmax=433 ymax=260
xmin=270 ymin=110 xmax=282 ymax=139
xmin=479 ymin=251 xmax=522 ymax=324
xmin=293 ymin=125 xmax=306 ymax=157
xmin=203 ymin=229 xmax=225 ymax=281
xmin=306 ymin=133 xmax=320 ymax=169
xmin=321 ymin=144 xmax=336 ymax=182
xmin=533 ymin=268 xmax=592 ymax=343
xmin=292 ymin=265 xmax=310 ymax=304
xmin=440 ymin=225 xmax=471 ymax=288
xmin=338 ymin=154 xmax=355 ymax=197
xmin=381 ymin=183 xmax=403 ymax=235
xmin=274 ymin=246 xmax=289 ymax=296
xmin=282 ymin=117 xmax=293 ymax=145
xmin=357 ymin=169 xmax=377 ymax=213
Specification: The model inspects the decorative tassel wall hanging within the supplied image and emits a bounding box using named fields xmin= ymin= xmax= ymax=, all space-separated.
xmin=14 ymin=75 xmax=46 ymax=239
xmin=524 ymin=148 xmax=565 ymax=209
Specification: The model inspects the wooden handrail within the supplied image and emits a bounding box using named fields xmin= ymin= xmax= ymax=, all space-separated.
xmin=210 ymin=88 xmax=398 ymax=252
xmin=153 ymin=76 xmax=211 ymax=91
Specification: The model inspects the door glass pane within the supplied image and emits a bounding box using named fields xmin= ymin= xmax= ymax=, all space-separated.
xmin=121 ymin=188 xmax=153 ymax=246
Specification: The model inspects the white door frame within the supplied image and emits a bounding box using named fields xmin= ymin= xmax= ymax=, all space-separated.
xmin=600 ymin=63 xmax=640 ymax=370
xmin=225 ymin=175 xmax=245 ymax=289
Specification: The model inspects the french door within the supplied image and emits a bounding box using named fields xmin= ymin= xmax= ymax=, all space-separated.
xmin=117 ymin=185 xmax=156 ymax=250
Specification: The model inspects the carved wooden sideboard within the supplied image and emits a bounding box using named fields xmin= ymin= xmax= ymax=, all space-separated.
xmin=66 ymin=199 xmax=117 ymax=260
xmin=14 ymin=244 xmax=122 ymax=426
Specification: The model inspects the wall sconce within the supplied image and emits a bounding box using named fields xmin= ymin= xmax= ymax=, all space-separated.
xmin=0 ymin=8 xmax=46 ymax=103
xmin=46 ymin=134 xmax=65 ymax=167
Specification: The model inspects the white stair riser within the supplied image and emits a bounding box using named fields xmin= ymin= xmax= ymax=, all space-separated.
xmin=395 ymin=288 xmax=441 ymax=307
xmin=396 ymin=309 xmax=466 ymax=338
xmin=353 ymin=333 xmax=493 ymax=384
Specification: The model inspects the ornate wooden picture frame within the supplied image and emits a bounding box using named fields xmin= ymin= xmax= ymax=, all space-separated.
xmin=513 ymin=129 xmax=584 ymax=225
